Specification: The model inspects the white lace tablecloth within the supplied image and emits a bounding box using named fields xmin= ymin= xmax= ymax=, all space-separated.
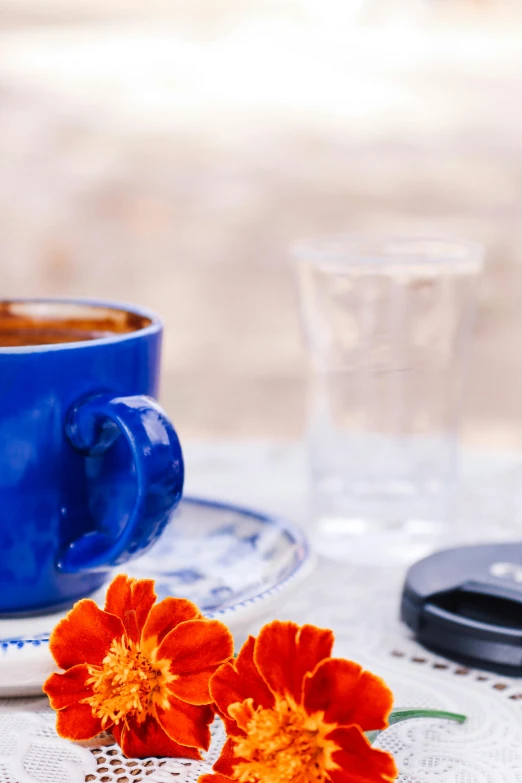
xmin=3 ymin=441 xmax=522 ymax=783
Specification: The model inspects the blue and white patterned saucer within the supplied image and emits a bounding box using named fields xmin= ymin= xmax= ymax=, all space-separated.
xmin=0 ymin=497 xmax=314 ymax=696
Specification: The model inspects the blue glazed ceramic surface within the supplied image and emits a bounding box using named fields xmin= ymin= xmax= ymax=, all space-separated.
xmin=0 ymin=497 xmax=313 ymax=695
xmin=0 ymin=299 xmax=184 ymax=616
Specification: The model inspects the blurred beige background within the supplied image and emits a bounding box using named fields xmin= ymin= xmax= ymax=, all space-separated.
xmin=0 ymin=0 xmax=521 ymax=445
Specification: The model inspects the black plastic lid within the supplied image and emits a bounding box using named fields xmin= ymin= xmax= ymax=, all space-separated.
xmin=401 ymin=542 xmax=522 ymax=675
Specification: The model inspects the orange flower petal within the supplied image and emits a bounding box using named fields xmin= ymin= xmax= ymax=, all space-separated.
xmin=198 ymin=776 xmax=233 ymax=783
xmin=254 ymin=621 xmax=334 ymax=704
xmin=210 ymin=636 xmax=274 ymax=729
xmin=157 ymin=619 xmax=234 ymax=704
xmin=227 ymin=699 xmax=255 ymax=733
xmin=156 ymin=695 xmax=214 ymax=750
xmin=50 ymin=599 xmax=125 ymax=669
xmin=213 ymin=737 xmax=241 ymax=777
xmin=104 ymin=574 xmax=156 ymax=644
xmin=55 ymin=703 xmax=104 ymax=741
xmin=167 ymin=668 xmax=223 ymax=706
xmin=43 ymin=664 xmax=93 ymax=710
xmin=303 ymin=658 xmax=393 ymax=731
xmin=113 ymin=714 xmax=203 ymax=760
xmin=142 ymin=596 xmax=201 ymax=651
xmin=327 ymin=726 xmax=398 ymax=783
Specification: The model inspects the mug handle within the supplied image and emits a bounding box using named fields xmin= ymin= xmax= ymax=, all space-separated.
xmin=58 ymin=393 xmax=184 ymax=573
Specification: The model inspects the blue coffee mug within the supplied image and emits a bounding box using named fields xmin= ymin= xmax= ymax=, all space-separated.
xmin=0 ymin=298 xmax=184 ymax=615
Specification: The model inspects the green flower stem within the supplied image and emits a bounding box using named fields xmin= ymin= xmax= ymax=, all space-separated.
xmin=366 ymin=709 xmax=466 ymax=745
xmin=389 ymin=709 xmax=467 ymax=725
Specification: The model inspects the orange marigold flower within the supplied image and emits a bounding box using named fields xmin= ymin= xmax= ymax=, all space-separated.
xmin=43 ymin=574 xmax=234 ymax=759
xmin=200 ymin=620 xmax=397 ymax=783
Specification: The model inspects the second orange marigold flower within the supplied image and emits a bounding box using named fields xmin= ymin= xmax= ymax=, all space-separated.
xmin=201 ymin=620 xmax=398 ymax=783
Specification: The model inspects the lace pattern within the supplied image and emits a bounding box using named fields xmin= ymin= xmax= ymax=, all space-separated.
xmin=2 ymin=443 xmax=522 ymax=782
xmin=2 ymin=558 xmax=522 ymax=783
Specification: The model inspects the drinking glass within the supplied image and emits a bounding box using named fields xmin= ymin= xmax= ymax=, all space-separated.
xmin=294 ymin=235 xmax=484 ymax=564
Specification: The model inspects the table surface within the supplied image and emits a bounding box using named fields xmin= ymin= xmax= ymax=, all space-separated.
xmin=2 ymin=441 xmax=522 ymax=783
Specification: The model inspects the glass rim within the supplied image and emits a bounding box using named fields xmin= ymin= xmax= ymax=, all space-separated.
xmin=291 ymin=234 xmax=485 ymax=273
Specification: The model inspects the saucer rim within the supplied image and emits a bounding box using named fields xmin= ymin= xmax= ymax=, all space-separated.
xmin=184 ymin=495 xmax=313 ymax=622
xmin=0 ymin=495 xmax=312 ymax=643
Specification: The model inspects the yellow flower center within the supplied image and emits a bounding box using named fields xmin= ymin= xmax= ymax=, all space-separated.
xmin=85 ymin=637 xmax=174 ymax=727
xmin=230 ymin=698 xmax=340 ymax=783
